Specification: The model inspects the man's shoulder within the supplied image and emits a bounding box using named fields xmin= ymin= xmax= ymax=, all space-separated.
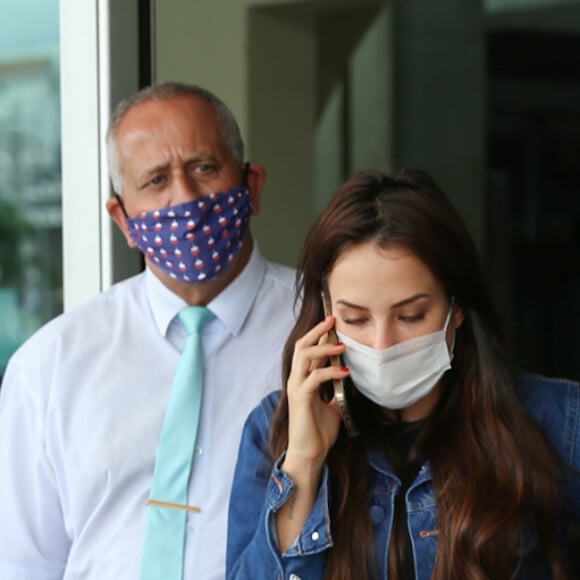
xmin=251 ymin=260 xmax=298 ymax=326
xmin=263 ymin=260 xmax=296 ymax=290
xmin=53 ymin=272 xmax=144 ymax=322
xmin=11 ymin=273 xmax=146 ymax=356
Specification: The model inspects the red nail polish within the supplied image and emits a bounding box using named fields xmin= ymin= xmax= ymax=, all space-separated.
xmin=335 ymin=341 xmax=343 ymax=346
xmin=340 ymin=366 xmax=349 ymax=372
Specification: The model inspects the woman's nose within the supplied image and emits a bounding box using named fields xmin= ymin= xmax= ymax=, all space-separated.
xmin=372 ymin=323 xmax=395 ymax=350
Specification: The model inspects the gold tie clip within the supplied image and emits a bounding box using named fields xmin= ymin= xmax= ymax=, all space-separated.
xmin=146 ymin=499 xmax=201 ymax=513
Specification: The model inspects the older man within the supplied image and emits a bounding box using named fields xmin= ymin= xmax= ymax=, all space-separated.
xmin=0 ymin=82 xmax=296 ymax=580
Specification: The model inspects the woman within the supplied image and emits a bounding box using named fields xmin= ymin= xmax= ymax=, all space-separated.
xmin=226 ymin=169 xmax=579 ymax=579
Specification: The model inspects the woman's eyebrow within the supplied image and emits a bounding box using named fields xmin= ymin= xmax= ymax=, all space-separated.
xmin=335 ymin=293 xmax=431 ymax=311
xmin=391 ymin=293 xmax=431 ymax=309
xmin=335 ymin=299 xmax=367 ymax=311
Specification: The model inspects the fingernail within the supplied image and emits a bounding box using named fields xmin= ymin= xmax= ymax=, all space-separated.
xmin=335 ymin=341 xmax=343 ymax=346
xmin=340 ymin=366 xmax=349 ymax=372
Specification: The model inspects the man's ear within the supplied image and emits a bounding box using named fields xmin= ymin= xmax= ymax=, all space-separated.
xmin=245 ymin=163 xmax=266 ymax=215
xmin=106 ymin=195 xmax=136 ymax=248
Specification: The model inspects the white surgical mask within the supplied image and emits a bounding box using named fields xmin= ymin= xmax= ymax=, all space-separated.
xmin=336 ymin=307 xmax=455 ymax=410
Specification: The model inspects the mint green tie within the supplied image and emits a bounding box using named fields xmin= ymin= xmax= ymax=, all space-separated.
xmin=140 ymin=306 xmax=214 ymax=580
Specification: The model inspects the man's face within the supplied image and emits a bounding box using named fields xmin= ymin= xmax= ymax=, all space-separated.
xmin=112 ymin=94 xmax=245 ymax=225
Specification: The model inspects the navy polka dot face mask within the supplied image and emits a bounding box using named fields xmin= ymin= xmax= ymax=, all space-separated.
xmin=124 ymin=186 xmax=251 ymax=283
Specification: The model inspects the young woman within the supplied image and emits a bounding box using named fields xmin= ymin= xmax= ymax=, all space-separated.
xmin=226 ymin=169 xmax=579 ymax=579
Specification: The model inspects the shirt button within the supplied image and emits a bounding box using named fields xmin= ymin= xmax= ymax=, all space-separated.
xmin=311 ymin=531 xmax=319 ymax=541
xmin=289 ymin=575 xmax=301 ymax=580
xmin=195 ymin=446 xmax=203 ymax=455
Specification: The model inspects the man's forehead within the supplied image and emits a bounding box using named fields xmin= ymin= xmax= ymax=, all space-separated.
xmin=123 ymin=94 xmax=215 ymax=124
xmin=117 ymin=102 xmax=223 ymax=155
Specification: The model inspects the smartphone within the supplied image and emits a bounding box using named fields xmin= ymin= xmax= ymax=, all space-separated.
xmin=321 ymin=291 xmax=358 ymax=437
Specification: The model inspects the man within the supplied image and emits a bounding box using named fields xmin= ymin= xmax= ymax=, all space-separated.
xmin=0 ymin=82 xmax=296 ymax=579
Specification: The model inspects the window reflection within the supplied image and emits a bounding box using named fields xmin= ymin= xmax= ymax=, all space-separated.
xmin=0 ymin=2 xmax=60 ymax=377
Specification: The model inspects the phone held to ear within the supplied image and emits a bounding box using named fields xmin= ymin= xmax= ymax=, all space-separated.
xmin=321 ymin=291 xmax=358 ymax=437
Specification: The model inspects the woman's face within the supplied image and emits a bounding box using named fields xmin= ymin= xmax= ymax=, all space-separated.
xmin=328 ymin=241 xmax=463 ymax=353
xmin=327 ymin=241 xmax=463 ymax=421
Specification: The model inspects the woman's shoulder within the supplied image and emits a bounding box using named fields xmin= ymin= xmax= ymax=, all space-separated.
xmin=258 ymin=390 xmax=282 ymax=418
xmin=515 ymin=374 xmax=579 ymax=418
xmin=515 ymin=373 xmax=580 ymax=463
xmin=242 ymin=390 xmax=282 ymax=439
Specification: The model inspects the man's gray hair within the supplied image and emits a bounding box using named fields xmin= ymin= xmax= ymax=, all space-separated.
xmin=106 ymin=81 xmax=245 ymax=194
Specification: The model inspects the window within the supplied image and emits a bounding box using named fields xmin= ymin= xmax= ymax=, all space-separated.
xmin=0 ymin=2 xmax=60 ymax=376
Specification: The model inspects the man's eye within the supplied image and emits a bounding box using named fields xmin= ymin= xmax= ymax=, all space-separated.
xmin=193 ymin=164 xmax=217 ymax=175
xmin=145 ymin=175 xmax=165 ymax=188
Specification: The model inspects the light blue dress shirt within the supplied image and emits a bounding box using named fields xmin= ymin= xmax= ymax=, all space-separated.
xmin=0 ymin=243 xmax=296 ymax=580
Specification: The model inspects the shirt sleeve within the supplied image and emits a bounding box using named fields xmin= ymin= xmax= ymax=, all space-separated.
xmin=226 ymin=392 xmax=333 ymax=580
xmin=0 ymin=350 xmax=70 ymax=580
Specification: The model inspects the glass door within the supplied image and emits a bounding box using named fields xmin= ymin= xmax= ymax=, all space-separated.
xmin=0 ymin=2 xmax=60 ymax=377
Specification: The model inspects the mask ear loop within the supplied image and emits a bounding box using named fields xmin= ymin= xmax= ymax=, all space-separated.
xmin=242 ymin=162 xmax=250 ymax=188
xmin=447 ymin=296 xmax=456 ymax=357
xmin=114 ymin=193 xmax=130 ymax=219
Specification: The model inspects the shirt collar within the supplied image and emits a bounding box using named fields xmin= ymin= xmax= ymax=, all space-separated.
xmin=145 ymin=241 xmax=267 ymax=338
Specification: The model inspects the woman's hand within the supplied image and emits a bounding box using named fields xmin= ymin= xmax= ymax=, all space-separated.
xmin=275 ymin=316 xmax=349 ymax=552
xmin=283 ymin=315 xmax=349 ymax=478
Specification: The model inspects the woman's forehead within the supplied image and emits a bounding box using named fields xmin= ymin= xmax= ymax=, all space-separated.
xmin=327 ymin=242 xmax=443 ymax=307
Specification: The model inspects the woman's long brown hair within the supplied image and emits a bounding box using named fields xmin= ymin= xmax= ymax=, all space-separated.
xmin=269 ymin=169 xmax=568 ymax=579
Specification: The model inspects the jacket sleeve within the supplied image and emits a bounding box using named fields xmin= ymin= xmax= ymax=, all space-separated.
xmin=226 ymin=391 xmax=333 ymax=580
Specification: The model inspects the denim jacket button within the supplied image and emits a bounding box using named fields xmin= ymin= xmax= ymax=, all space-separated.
xmin=288 ymin=575 xmax=301 ymax=580
xmin=311 ymin=531 xmax=320 ymax=541
xmin=369 ymin=504 xmax=385 ymax=524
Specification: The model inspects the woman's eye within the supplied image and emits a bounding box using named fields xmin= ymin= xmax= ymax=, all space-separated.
xmin=342 ymin=317 xmax=368 ymax=326
xmin=398 ymin=313 xmax=424 ymax=323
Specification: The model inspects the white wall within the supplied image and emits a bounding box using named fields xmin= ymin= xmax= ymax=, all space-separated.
xmin=155 ymin=0 xmax=394 ymax=267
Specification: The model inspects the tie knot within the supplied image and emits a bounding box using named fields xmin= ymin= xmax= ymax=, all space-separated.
xmin=177 ymin=306 xmax=214 ymax=335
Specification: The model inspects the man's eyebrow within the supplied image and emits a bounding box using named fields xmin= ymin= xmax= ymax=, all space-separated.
xmin=335 ymin=293 xmax=431 ymax=311
xmin=185 ymin=153 xmax=220 ymax=165
xmin=137 ymin=163 xmax=169 ymax=183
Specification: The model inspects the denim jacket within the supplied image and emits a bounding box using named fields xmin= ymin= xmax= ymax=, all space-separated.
xmin=226 ymin=375 xmax=580 ymax=579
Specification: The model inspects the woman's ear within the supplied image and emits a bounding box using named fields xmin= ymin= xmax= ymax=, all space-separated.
xmin=244 ymin=162 xmax=266 ymax=215
xmin=452 ymin=304 xmax=465 ymax=329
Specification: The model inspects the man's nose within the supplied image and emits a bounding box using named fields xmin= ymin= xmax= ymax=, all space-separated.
xmin=170 ymin=173 xmax=204 ymax=204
